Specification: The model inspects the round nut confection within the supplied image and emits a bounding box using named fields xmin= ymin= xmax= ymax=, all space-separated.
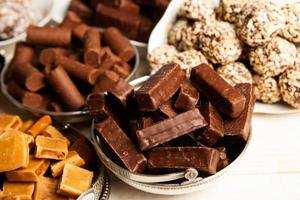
xmin=147 ymin=44 xmax=178 ymax=71
xmin=178 ymin=0 xmax=215 ymax=21
xmin=197 ymin=21 xmax=242 ymax=65
xmin=217 ymin=62 xmax=252 ymax=86
xmin=235 ymin=0 xmax=285 ymax=47
xmin=280 ymin=1 xmax=300 ymax=43
xmin=253 ymin=74 xmax=281 ymax=104
xmin=168 ymin=19 xmax=199 ymax=51
xmin=216 ymin=0 xmax=248 ymax=23
xmin=173 ymin=49 xmax=209 ymax=76
xmin=249 ymin=37 xmax=298 ymax=77
xmin=279 ymin=69 xmax=300 ymax=108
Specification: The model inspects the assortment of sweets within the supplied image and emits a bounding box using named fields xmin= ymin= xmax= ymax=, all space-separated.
xmin=67 ymin=0 xmax=171 ymax=42
xmin=148 ymin=0 xmax=300 ymax=108
xmin=4 ymin=11 xmax=135 ymax=112
xmin=0 ymin=114 xmax=95 ymax=199
xmin=90 ymin=63 xmax=255 ymax=175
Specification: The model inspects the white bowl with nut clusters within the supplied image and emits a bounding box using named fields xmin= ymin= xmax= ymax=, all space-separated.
xmin=148 ymin=0 xmax=300 ymax=114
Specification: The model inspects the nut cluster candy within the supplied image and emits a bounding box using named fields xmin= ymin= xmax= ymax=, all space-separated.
xmin=0 ymin=114 xmax=95 ymax=199
xmin=148 ymin=0 xmax=300 ymax=108
xmin=91 ymin=63 xmax=255 ymax=176
xmin=5 ymin=11 xmax=135 ymax=112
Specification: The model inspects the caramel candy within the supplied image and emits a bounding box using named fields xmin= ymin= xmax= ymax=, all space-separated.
xmin=27 ymin=115 xmax=52 ymax=137
xmin=84 ymin=29 xmax=101 ymax=67
xmin=0 ymin=131 xmax=29 ymax=172
xmin=1 ymin=182 xmax=34 ymax=200
xmin=20 ymin=120 xmax=34 ymax=132
xmin=42 ymin=125 xmax=71 ymax=147
xmin=35 ymin=136 xmax=68 ymax=160
xmin=0 ymin=129 xmax=34 ymax=149
xmin=50 ymin=151 xmax=85 ymax=177
xmin=0 ymin=114 xmax=23 ymax=130
xmin=70 ymin=138 xmax=94 ymax=166
xmin=6 ymin=156 xmax=50 ymax=182
xmin=57 ymin=164 xmax=93 ymax=198
xmin=33 ymin=176 xmax=67 ymax=200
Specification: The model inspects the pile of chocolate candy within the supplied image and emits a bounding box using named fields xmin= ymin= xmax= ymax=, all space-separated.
xmin=5 ymin=11 xmax=135 ymax=112
xmin=90 ymin=63 xmax=255 ymax=176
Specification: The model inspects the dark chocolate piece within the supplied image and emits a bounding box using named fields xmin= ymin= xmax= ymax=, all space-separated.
xmin=69 ymin=0 xmax=92 ymax=22
xmin=96 ymin=0 xmax=140 ymax=14
xmin=84 ymin=29 xmax=101 ymax=67
xmin=94 ymin=70 xmax=120 ymax=93
xmin=112 ymin=62 xmax=131 ymax=79
xmin=87 ymin=93 xmax=110 ymax=119
xmin=224 ymin=83 xmax=255 ymax=141
xmin=60 ymin=11 xmax=82 ymax=29
xmin=147 ymin=147 xmax=220 ymax=175
xmin=157 ymin=100 xmax=178 ymax=118
xmin=136 ymin=108 xmax=207 ymax=151
xmin=190 ymin=64 xmax=246 ymax=118
xmin=107 ymin=79 xmax=134 ymax=108
xmin=216 ymin=147 xmax=229 ymax=171
xmin=130 ymin=116 xmax=154 ymax=143
xmin=196 ymin=101 xmax=224 ymax=147
xmin=95 ymin=117 xmax=147 ymax=173
xmin=135 ymin=63 xmax=185 ymax=111
xmin=174 ymin=80 xmax=199 ymax=111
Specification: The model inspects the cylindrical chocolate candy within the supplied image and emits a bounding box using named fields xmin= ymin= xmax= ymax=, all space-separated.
xmin=69 ymin=0 xmax=92 ymax=22
xmin=12 ymin=42 xmax=35 ymax=65
xmin=103 ymin=27 xmax=135 ymax=62
xmin=48 ymin=101 xmax=64 ymax=112
xmin=60 ymin=11 xmax=82 ymax=29
xmin=39 ymin=48 xmax=69 ymax=66
xmin=46 ymin=66 xmax=85 ymax=111
xmin=73 ymin=23 xmax=90 ymax=41
xmin=84 ymin=29 xmax=101 ymax=66
xmin=26 ymin=25 xmax=71 ymax=47
xmin=55 ymin=54 xmax=102 ymax=85
xmin=13 ymin=63 xmax=45 ymax=92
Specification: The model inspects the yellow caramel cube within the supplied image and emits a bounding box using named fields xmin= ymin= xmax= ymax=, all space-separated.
xmin=57 ymin=164 xmax=93 ymax=198
xmin=20 ymin=120 xmax=34 ymax=132
xmin=0 ymin=131 xmax=29 ymax=172
xmin=50 ymin=151 xmax=85 ymax=177
xmin=27 ymin=115 xmax=52 ymax=137
xmin=42 ymin=126 xmax=70 ymax=147
xmin=0 ymin=114 xmax=23 ymax=130
xmin=1 ymin=182 xmax=34 ymax=200
xmin=6 ymin=156 xmax=50 ymax=182
xmin=35 ymin=136 xmax=68 ymax=160
xmin=33 ymin=177 xmax=68 ymax=200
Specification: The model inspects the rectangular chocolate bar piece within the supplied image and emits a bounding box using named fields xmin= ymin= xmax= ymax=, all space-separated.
xmin=87 ymin=93 xmax=111 ymax=118
xmin=190 ymin=64 xmax=246 ymax=118
xmin=156 ymin=100 xmax=178 ymax=118
xmin=95 ymin=117 xmax=147 ymax=173
xmin=136 ymin=108 xmax=207 ymax=151
xmin=147 ymin=147 xmax=220 ymax=175
xmin=135 ymin=63 xmax=185 ymax=111
xmin=174 ymin=80 xmax=199 ymax=111
xmin=224 ymin=83 xmax=255 ymax=141
xmin=107 ymin=79 xmax=134 ymax=108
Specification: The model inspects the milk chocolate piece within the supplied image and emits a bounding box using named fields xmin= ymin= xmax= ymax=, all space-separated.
xmin=95 ymin=117 xmax=147 ymax=173
xmin=147 ymin=147 xmax=220 ymax=175
xmin=27 ymin=115 xmax=52 ymax=137
xmin=112 ymin=62 xmax=131 ymax=78
xmin=55 ymin=55 xmax=101 ymax=85
xmin=87 ymin=93 xmax=110 ymax=118
xmin=190 ymin=64 xmax=246 ymax=118
xmin=51 ymin=151 xmax=85 ymax=177
xmin=33 ymin=177 xmax=67 ymax=200
xmin=103 ymin=27 xmax=135 ymax=62
xmin=46 ymin=66 xmax=85 ymax=111
xmin=99 ymin=47 xmax=122 ymax=71
xmin=26 ymin=25 xmax=71 ymax=47
xmin=73 ymin=23 xmax=90 ymax=41
xmin=84 ymin=29 xmax=101 ymax=66
xmin=216 ymin=147 xmax=229 ymax=171
xmin=94 ymin=70 xmax=120 ymax=93
xmin=107 ymin=79 xmax=134 ymax=108
xmin=60 ymin=11 xmax=82 ymax=29
xmin=57 ymin=164 xmax=93 ymax=198
xmin=69 ymin=0 xmax=92 ymax=22
xmin=42 ymin=125 xmax=71 ymax=147
xmin=136 ymin=108 xmax=207 ymax=151
xmin=0 ymin=114 xmax=22 ymax=130
xmin=35 ymin=136 xmax=68 ymax=160
xmin=39 ymin=48 xmax=69 ymax=66
xmin=96 ymin=0 xmax=140 ymax=13
xmin=130 ymin=116 xmax=154 ymax=143
xmin=157 ymin=100 xmax=178 ymax=118
xmin=224 ymin=83 xmax=255 ymax=141
xmin=1 ymin=182 xmax=35 ymax=200
xmin=174 ymin=81 xmax=199 ymax=111
xmin=196 ymin=101 xmax=224 ymax=147
xmin=11 ymin=42 xmax=35 ymax=66
xmin=7 ymin=80 xmax=49 ymax=110
xmin=48 ymin=101 xmax=64 ymax=112
xmin=135 ymin=63 xmax=185 ymax=111
xmin=13 ymin=63 xmax=45 ymax=92
xmin=6 ymin=156 xmax=50 ymax=182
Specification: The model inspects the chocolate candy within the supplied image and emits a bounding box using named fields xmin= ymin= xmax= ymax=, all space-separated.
xmin=112 ymin=62 xmax=131 ymax=79
xmin=69 ymin=0 xmax=92 ymax=22
xmin=174 ymin=80 xmax=199 ymax=111
xmin=147 ymin=147 xmax=220 ymax=175
xmin=48 ymin=101 xmax=64 ymax=112
xmin=87 ymin=93 xmax=110 ymax=119
xmin=97 ymin=0 xmax=140 ymax=14
xmin=99 ymin=47 xmax=122 ymax=71
xmin=224 ymin=83 xmax=255 ymax=141
xmin=39 ymin=48 xmax=69 ymax=66
xmin=107 ymin=79 xmax=134 ymax=108
xmin=136 ymin=108 xmax=207 ymax=151
xmin=84 ymin=29 xmax=101 ymax=66
xmin=95 ymin=117 xmax=147 ymax=173
xmin=26 ymin=25 xmax=71 ymax=47
xmin=60 ymin=11 xmax=82 ymax=29
xmin=46 ymin=66 xmax=85 ymax=111
xmin=196 ymin=101 xmax=224 ymax=147
xmin=216 ymin=147 xmax=229 ymax=171
xmin=103 ymin=27 xmax=135 ymax=62
xmin=73 ymin=23 xmax=90 ymax=41
xmin=135 ymin=63 xmax=185 ymax=111
xmin=190 ymin=64 xmax=246 ymax=118
xmin=55 ymin=54 xmax=101 ymax=85
xmin=11 ymin=43 xmax=35 ymax=66
xmin=94 ymin=70 xmax=120 ymax=93
xmin=130 ymin=116 xmax=154 ymax=143
xmin=13 ymin=63 xmax=45 ymax=92
xmin=157 ymin=100 xmax=178 ymax=118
